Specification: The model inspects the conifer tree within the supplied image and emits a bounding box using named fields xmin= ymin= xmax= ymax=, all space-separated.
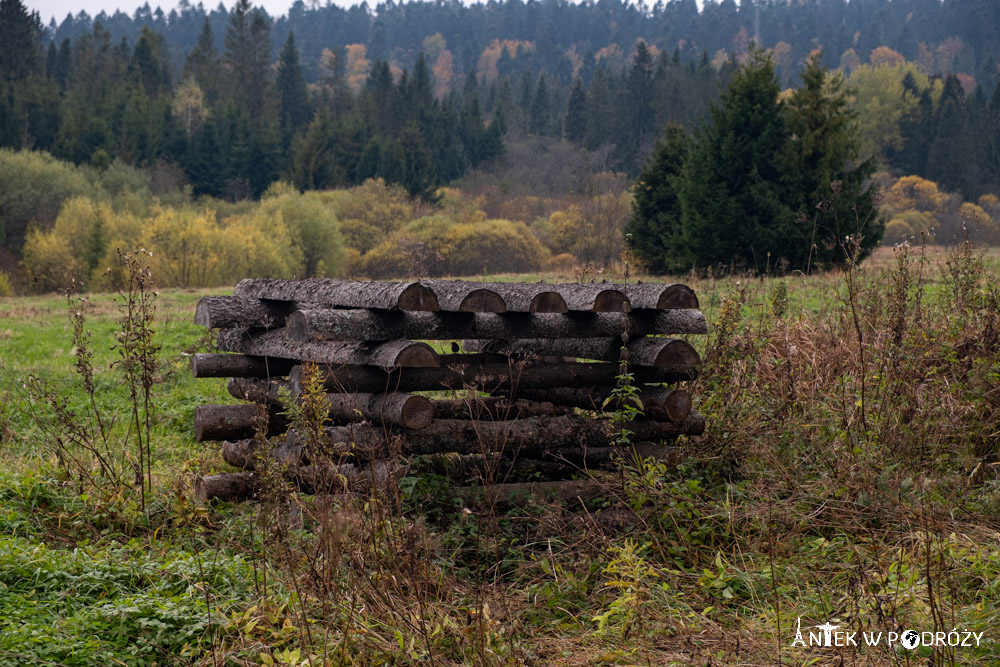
xmin=563 ymin=77 xmax=587 ymax=144
xmin=277 ymin=31 xmax=311 ymax=134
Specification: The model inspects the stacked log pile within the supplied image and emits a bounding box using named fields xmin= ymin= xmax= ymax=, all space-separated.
xmin=191 ymin=278 xmax=708 ymax=503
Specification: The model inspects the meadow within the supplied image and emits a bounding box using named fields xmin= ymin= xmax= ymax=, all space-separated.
xmin=0 ymin=245 xmax=998 ymax=666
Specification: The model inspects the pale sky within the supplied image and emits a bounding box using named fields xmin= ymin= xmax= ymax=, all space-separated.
xmin=28 ymin=0 xmax=346 ymax=25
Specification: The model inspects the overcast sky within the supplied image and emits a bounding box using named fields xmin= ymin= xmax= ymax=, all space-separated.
xmin=27 ymin=0 xmax=341 ymax=25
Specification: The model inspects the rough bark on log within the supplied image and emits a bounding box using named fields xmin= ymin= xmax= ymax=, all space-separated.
xmin=227 ymin=377 xmax=286 ymax=405
xmin=217 ymin=328 xmax=439 ymax=367
xmin=224 ymin=379 xmax=433 ymax=429
xmin=290 ymin=359 xmax=697 ymax=395
xmin=627 ymin=283 xmax=699 ymax=310
xmin=287 ymin=309 xmax=707 ymax=342
xmin=432 ymin=397 xmax=574 ymax=420
xmin=234 ymin=278 xmax=439 ymax=311
xmin=309 ymin=413 xmax=706 ymax=459
xmin=543 ymin=283 xmax=630 ymax=312
xmin=221 ymin=436 xmax=304 ymax=470
xmin=195 ymin=472 xmax=258 ymax=502
xmin=192 ymin=353 xmax=297 ymax=379
xmin=462 ymin=337 xmax=701 ymax=368
xmin=414 ymin=452 xmax=583 ymax=484
xmin=418 ymin=280 xmax=506 ymax=312
xmin=194 ymin=404 xmax=289 ymax=442
xmin=195 ymin=462 xmax=406 ymax=502
xmin=421 ymin=280 xmax=569 ymax=313
xmin=513 ymin=386 xmax=692 ymax=423
xmin=194 ymin=296 xmax=303 ymax=329
xmin=325 ymin=392 xmax=435 ymax=430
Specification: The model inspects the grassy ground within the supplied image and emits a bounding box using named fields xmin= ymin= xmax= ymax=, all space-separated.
xmin=1 ymin=245 xmax=999 ymax=665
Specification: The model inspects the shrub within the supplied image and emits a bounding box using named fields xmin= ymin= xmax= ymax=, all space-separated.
xmin=20 ymin=228 xmax=83 ymax=292
xmin=0 ymin=269 xmax=13 ymax=296
xmin=882 ymin=218 xmax=914 ymax=244
xmin=356 ymin=234 xmax=426 ymax=278
xmin=545 ymin=252 xmax=578 ymax=273
xmin=0 ymin=149 xmax=94 ymax=256
xmin=328 ymin=178 xmax=413 ymax=234
xmin=444 ymin=219 xmax=547 ymax=276
xmin=340 ymin=219 xmax=382 ymax=254
xmin=219 ymin=208 xmax=301 ymax=281
xmin=262 ymin=191 xmax=345 ymax=278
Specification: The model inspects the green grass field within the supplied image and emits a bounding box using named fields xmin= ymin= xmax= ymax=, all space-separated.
xmin=1 ymin=245 xmax=999 ymax=665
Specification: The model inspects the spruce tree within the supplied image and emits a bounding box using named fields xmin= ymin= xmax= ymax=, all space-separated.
xmin=277 ymin=31 xmax=310 ymax=134
xmin=563 ymin=77 xmax=587 ymax=144
xmin=675 ymin=47 xmax=795 ymax=271
xmin=625 ymin=125 xmax=691 ymax=273
xmin=786 ymin=51 xmax=882 ymax=266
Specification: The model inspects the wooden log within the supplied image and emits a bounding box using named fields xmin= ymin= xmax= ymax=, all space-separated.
xmin=462 ymin=337 xmax=701 ymax=368
xmin=194 ymin=296 xmax=302 ymax=329
xmin=313 ymin=413 xmax=706 ymax=459
xmin=544 ymin=283 xmax=630 ymax=312
xmin=421 ymin=280 xmax=568 ymax=313
xmin=194 ymin=404 xmax=289 ymax=442
xmin=514 ymin=386 xmax=692 ymax=422
xmin=627 ymin=283 xmax=699 ymax=310
xmin=192 ymin=353 xmax=297 ymax=379
xmin=234 ymin=278 xmax=439 ymax=311
xmin=418 ymin=280 xmax=506 ymax=312
xmin=195 ymin=462 xmax=406 ymax=502
xmin=289 ymin=359 xmax=697 ymax=395
xmin=325 ymin=392 xmax=435 ymax=430
xmin=287 ymin=309 xmax=707 ymax=342
xmin=221 ymin=436 xmax=304 ymax=470
xmin=432 ymin=397 xmax=574 ymax=420
xmin=227 ymin=377 xmax=286 ymax=405
xmin=216 ymin=328 xmax=439 ymax=367
xmin=657 ymin=388 xmax=692 ymax=423
xmin=224 ymin=379 xmax=433 ymax=430
xmin=195 ymin=472 xmax=259 ymax=502
xmin=414 ymin=452 xmax=582 ymax=484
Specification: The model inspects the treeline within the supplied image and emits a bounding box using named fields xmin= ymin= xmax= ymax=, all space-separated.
xmin=42 ymin=0 xmax=1000 ymax=90
xmin=0 ymin=0 xmax=500 ymax=238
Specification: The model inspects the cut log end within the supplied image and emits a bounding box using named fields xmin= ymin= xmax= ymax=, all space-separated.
xmin=650 ymin=339 xmax=701 ymax=368
xmin=529 ymin=292 xmax=569 ymax=313
xmin=400 ymin=395 xmax=435 ymax=430
xmin=592 ymin=290 xmax=630 ymax=312
xmin=657 ymin=285 xmax=699 ymax=310
xmin=460 ymin=288 xmax=507 ymax=313
xmin=196 ymin=472 xmax=258 ymax=502
xmin=658 ymin=389 xmax=692 ymax=423
xmin=194 ymin=299 xmax=213 ymax=328
xmin=398 ymin=283 xmax=440 ymax=311
xmin=393 ymin=341 xmax=441 ymax=367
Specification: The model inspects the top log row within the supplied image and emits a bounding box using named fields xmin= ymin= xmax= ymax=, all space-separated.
xmin=210 ymin=278 xmax=698 ymax=322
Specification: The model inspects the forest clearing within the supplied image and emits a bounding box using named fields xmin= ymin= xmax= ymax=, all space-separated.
xmin=1 ymin=245 xmax=999 ymax=665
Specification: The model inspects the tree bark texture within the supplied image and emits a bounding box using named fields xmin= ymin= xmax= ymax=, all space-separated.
xmin=418 ymin=280 xmax=506 ymax=312
xmin=216 ymin=328 xmax=439 ymax=367
xmin=194 ymin=404 xmax=289 ymax=442
xmin=290 ymin=359 xmax=697 ymax=395
xmin=462 ymin=337 xmax=701 ymax=367
xmin=626 ymin=283 xmax=699 ymax=310
xmin=287 ymin=309 xmax=707 ymax=343
xmin=194 ymin=296 xmax=305 ymax=329
xmin=420 ymin=280 xmax=569 ymax=312
xmin=431 ymin=397 xmax=574 ymax=420
xmin=192 ymin=353 xmax=297 ymax=379
xmin=513 ymin=386 xmax=692 ymax=422
xmin=300 ymin=413 xmax=704 ymax=460
xmin=234 ymin=278 xmax=439 ymax=311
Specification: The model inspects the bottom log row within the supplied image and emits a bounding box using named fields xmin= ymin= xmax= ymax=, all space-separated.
xmin=197 ymin=412 xmax=704 ymax=502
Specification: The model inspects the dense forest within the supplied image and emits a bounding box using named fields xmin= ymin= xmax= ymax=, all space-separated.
xmin=2 ymin=0 xmax=1000 ymax=282
xmin=4 ymin=0 xmax=1000 ymax=197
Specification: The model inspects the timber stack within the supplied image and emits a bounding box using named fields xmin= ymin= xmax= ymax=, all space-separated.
xmin=191 ymin=278 xmax=708 ymax=503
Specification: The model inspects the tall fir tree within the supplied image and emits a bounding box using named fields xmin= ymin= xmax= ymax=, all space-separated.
xmin=676 ymin=47 xmax=796 ymax=271
xmin=786 ymin=51 xmax=883 ymax=266
xmin=277 ymin=31 xmax=311 ymax=134
xmin=625 ymin=125 xmax=691 ymax=272
xmin=563 ymin=77 xmax=587 ymax=144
